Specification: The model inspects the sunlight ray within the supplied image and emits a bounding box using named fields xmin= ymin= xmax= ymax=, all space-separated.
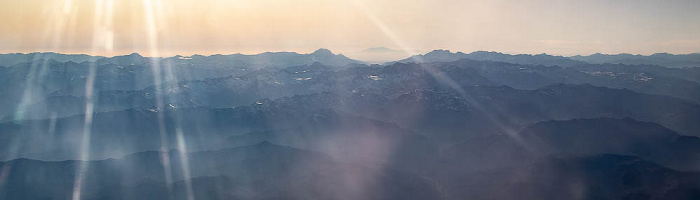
xmin=352 ymin=0 xmax=532 ymax=151
xmin=176 ymin=129 xmax=195 ymax=200
xmin=71 ymin=0 xmax=114 ymax=200
xmin=142 ymin=0 xmax=175 ymax=194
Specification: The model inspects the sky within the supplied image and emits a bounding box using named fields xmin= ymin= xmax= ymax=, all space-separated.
xmin=0 ymin=0 xmax=699 ymax=59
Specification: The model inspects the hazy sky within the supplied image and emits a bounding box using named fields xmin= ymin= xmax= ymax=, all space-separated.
xmin=0 ymin=0 xmax=699 ymax=57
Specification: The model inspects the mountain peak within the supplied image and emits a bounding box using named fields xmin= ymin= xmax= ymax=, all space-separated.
xmin=363 ymin=47 xmax=400 ymax=53
xmin=312 ymin=48 xmax=334 ymax=56
xmin=426 ymin=49 xmax=452 ymax=55
xmin=127 ymin=53 xmax=144 ymax=58
xmin=110 ymin=52 xmax=145 ymax=60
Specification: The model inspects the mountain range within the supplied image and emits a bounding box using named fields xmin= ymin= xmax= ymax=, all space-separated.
xmin=394 ymin=49 xmax=700 ymax=68
xmin=572 ymin=53 xmax=700 ymax=68
xmin=0 ymin=49 xmax=699 ymax=199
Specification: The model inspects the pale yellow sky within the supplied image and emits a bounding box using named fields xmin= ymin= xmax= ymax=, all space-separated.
xmin=0 ymin=0 xmax=699 ymax=57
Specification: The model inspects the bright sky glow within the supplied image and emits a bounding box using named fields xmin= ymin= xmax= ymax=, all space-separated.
xmin=0 ymin=0 xmax=698 ymax=57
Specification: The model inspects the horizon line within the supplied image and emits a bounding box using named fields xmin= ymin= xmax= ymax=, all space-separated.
xmin=1 ymin=48 xmax=699 ymax=59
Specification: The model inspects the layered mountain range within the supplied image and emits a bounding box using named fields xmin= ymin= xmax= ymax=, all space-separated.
xmin=0 ymin=49 xmax=699 ymax=200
